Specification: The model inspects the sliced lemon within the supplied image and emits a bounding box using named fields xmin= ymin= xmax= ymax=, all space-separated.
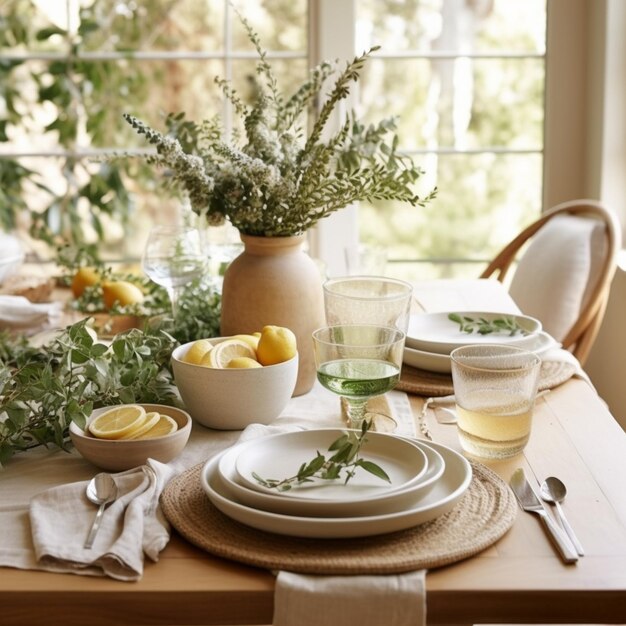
xmin=230 ymin=334 xmax=261 ymax=352
xmin=207 ymin=339 xmax=257 ymax=369
xmin=135 ymin=413 xmax=178 ymax=439
xmin=88 ymin=405 xmax=147 ymax=440
xmin=226 ymin=356 xmax=262 ymax=369
xmin=182 ymin=339 xmax=214 ymax=365
xmin=124 ymin=411 xmax=161 ymax=439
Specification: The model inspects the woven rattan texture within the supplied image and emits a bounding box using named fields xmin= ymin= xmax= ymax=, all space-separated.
xmin=396 ymin=359 xmax=576 ymax=397
xmin=161 ymin=459 xmax=516 ymax=575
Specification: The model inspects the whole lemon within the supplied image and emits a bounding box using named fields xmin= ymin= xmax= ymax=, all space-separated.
xmin=102 ymin=280 xmax=144 ymax=309
xmin=71 ymin=266 xmax=100 ymax=298
xmin=256 ymin=325 xmax=297 ymax=365
xmin=182 ymin=339 xmax=214 ymax=365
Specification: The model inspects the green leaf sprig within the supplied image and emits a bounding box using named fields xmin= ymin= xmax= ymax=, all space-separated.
xmin=0 ymin=319 xmax=181 ymax=466
xmin=448 ymin=313 xmax=529 ymax=336
xmin=121 ymin=8 xmax=436 ymax=237
xmin=252 ymin=421 xmax=390 ymax=492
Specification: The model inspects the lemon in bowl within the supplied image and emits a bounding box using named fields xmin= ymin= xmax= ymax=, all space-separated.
xmin=69 ymin=404 xmax=191 ymax=471
xmin=171 ymin=333 xmax=298 ymax=430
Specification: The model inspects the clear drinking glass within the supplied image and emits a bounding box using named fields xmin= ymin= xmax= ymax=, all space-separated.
xmin=312 ymin=325 xmax=406 ymax=429
xmin=323 ymin=276 xmax=413 ymax=334
xmin=450 ymin=345 xmax=541 ymax=460
xmin=142 ymin=225 xmax=206 ymax=318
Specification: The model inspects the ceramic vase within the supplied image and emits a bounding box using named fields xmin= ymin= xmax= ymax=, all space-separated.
xmin=220 ymin=233 xmax=325 ymax=396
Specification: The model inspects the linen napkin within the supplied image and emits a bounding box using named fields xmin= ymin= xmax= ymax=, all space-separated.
xmin=541 ymin=347 xmax=594 ymax=387
xmin=29 ymin=459 xmax=176 ymax=581
xmin=0 ymin=294 xmax=62 ymax=330
xmin=274 ymin=571 xmax=426 ymax=626
xmin=233 ymin=400 xmax=426 ymax=626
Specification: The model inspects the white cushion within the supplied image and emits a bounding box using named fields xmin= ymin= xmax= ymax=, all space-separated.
xmin=509 ymin=215 xmax=607 ymax=341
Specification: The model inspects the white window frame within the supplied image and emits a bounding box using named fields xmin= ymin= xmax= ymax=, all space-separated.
xmin=4 ymin=0 xmax=622 ymax=267
xmin=310 ymin=0 xmax=626 ymax=275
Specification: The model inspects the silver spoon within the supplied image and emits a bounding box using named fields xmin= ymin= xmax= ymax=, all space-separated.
xmin=540 ymin=476 xmax=585 ymax=556
xmin=84 ymin=473 xmax=118 ymax=550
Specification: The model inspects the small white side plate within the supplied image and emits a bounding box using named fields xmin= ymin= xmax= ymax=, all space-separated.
xmin=406 ymin=311 xmax=542 ymax=355
xmin=233 ymin=429 xmax=428 ymax=501
xmin=404 ymin=330 xmax=560 ymax=373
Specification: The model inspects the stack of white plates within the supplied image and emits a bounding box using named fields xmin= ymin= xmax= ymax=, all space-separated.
xmin=200 ymin=429 xmax=472 ymax=538
xmin=403 ymin=311 xmax=559 ymax=374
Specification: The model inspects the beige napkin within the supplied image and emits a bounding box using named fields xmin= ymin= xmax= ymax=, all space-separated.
xmin=234 ymin=407 xmax=426 ymax=626
xmin=274 ymin=571 xmax=426 ymax=626
xmin=29 ymin=459 xmax=176 ymax=581
xmin=0 ymin=294 xmax=62 ymax=330
xmin=541 ymin=347 xmax=594 ymax=387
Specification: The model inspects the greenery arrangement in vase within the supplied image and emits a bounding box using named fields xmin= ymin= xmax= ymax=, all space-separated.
xmin=124 ymin=8 xmax=435 ymax=394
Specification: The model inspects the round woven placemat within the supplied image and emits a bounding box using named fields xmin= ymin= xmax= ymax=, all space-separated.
xmin=396 ymin=359 xmax=577 ymax=397
xmin=161 ymin=460 xmax=516 ymax=575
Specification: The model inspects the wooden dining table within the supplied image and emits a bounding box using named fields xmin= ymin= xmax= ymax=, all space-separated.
xmin=1 ymin=279 xmax=626 ymax=626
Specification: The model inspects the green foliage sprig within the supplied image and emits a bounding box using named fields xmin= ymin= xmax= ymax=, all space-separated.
xmin=0 ymin=319 xmax=180 ymax=466
xmin=448 ymin=313 xmax=529 ymax=336
xmin=56 ymin=244 xmax=222 ymax=344
xmin=123 ymin=10 xmax=435 ymax=237
xmin=252 ymin=421 xmax=390 ymax=492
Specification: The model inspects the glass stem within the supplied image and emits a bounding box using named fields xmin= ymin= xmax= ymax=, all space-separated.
xmin=344 ymin=398 xmax=368 ymax=429
xmin=168 ymin=287 xmax=181 ymax=319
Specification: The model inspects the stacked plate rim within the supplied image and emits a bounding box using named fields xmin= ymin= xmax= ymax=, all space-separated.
xmin=199 ymin=429 xmax=473 ymax=539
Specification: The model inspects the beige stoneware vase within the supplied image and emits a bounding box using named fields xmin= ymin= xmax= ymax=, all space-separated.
xmin=220 ymin=233 xmax=325 ymax=396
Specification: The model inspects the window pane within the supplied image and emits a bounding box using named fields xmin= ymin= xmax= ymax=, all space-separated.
xmin=357 ymin=0 xmax=546 ymax=54
xmin=231 ymin=0 xmax=307 ymax=52
xmin=355 ymin=0 xmax=547 ymax=274
xmin=79 ymin=0 xmax=225 ymax=52
xmin=91 ymin=60 xmax=224 ymax=147
xmin=359 ymin=152 xmax=543 ymax=268
xmin=0 ymin=0 xmax=68 ymax=53
xmin=360 ymin=57 xmax=544 ymax=150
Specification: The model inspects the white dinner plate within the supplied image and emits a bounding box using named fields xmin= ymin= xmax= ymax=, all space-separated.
xmin=406 ymin=311 xmax=542 ymax=355
xmin=233 ymin=429 xmax=428 ymax=500
xmin=201 ymin=440 xmax=472 ymax=538
xmin=403 ymin=330 xmax=560 ymax=374
xmin=218 ymin=438 xmax=445 ymax=517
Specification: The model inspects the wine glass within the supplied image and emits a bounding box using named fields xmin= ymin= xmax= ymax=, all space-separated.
xmin=142 ymin=225 xmax=206 ymax=318
xmin=312 ymin=324 xmax=405 ymax=430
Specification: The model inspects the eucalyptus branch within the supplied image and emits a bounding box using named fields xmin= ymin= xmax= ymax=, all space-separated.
xmin=280 ymin=61 xmax=334 ymax=132
xmin=303 ymin=47 xmax=379 ymax=156
xmin=252 ymin=421 xmax=390 ymax=492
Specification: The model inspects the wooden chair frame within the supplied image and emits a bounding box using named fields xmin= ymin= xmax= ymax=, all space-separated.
xmin=480 ymin=199 xmax=621 ymax=364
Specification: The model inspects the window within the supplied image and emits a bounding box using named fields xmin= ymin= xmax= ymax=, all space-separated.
xmin=354 ymin=0 xmax=547 ymax=279
xmin=0 ymin=0 xmax=307 ymax=262
xmin=2 ymin=0 xmax=588 ymax=282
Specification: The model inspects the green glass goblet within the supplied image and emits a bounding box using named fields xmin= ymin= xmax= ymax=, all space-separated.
xmin=312 ymin=324 xmax=406 ymax=430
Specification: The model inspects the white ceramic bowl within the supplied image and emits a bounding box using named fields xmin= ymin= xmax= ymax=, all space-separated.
xmin=171 ymin=338 xmax=298 ymax=430
xmin=69 ymin=404 xmax=191 ymax=471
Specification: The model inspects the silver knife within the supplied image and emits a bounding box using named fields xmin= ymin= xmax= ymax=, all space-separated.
xmin=509 ymin=468 xmax=578 ymax=564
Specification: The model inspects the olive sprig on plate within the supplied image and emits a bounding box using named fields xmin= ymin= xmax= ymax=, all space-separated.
xmin=448 ymin=313 xmax=529 ymax=336
xmin=252 ymin=420 xmax=391 ymax=492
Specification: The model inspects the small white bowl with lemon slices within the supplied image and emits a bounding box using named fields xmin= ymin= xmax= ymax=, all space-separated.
xmin=171 ymin=334 xmax=298 ymax=430
xmin=70 ymin=403 xmax=191 ymax=471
